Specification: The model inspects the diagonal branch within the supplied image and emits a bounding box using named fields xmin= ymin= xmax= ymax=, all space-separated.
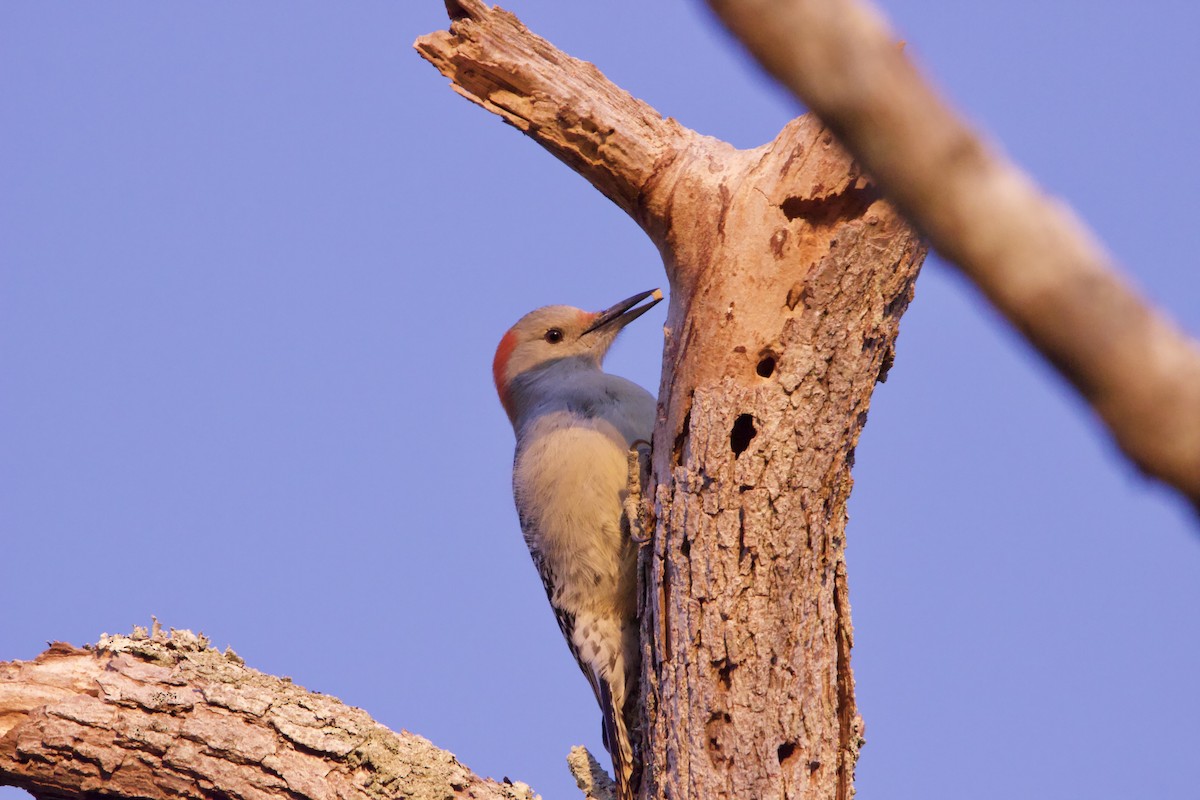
xmin=417 ymin=4 xmax=926 ymax=798
xmin=415 ymin=0 xmax=690 ymax=234
xmin=707 ymin=0 xmax=1200 ymax=509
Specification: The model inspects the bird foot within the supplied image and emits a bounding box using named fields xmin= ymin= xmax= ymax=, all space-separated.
xmin=625 ymin=440 xmax=653 ymax=545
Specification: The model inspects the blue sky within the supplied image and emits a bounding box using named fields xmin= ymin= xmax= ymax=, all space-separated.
xmin=2 ymin=3 xmax=1198 ymax=799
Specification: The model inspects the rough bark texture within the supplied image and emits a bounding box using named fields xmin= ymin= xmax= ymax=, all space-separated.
xmin=707 ymin=0 xmax=1200 ymax=510
xmin=566 ymin=747 xmax=616 ymax=800
xmin=0 ymin=629 xmax=539 ymax=800
xmin=641 ymin=122 xmax=918 ymax=800
xmin=2 ymin=4 xmax=936 ymax=800
xmin=418 ymin=3 xmax=926 ymax=799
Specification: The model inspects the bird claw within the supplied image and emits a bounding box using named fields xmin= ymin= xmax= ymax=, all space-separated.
xmin=625 ymin=440 xmax=653 ymax=546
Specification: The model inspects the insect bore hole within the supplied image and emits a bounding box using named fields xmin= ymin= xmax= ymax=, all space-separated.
xmin=730 ymin=414 xmax=757 ymax=457
xmin=756 ymin=355 xmax=776 ymax=378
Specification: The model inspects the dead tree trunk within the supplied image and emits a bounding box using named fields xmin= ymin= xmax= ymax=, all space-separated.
xmin=417 ymin=3 xmax=925 ymax=798
xmin=3 ymin=4 xmax=928 ymax=800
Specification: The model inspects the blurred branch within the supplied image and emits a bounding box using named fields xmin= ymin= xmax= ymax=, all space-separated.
xmin=0 ymin=629 xmax=539 ymax=800
xmin=707 ymin=0 xmax=1200 ymax=509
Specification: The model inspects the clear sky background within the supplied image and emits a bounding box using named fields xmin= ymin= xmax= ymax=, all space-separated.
xmin=3 ymin=3 xmax=1198 ymax=799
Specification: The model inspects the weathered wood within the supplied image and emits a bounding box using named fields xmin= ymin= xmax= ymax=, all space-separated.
xmin=641 ymin=118 xmax=920 ymax=800
xmin=567 ymin=746 xmax=617 ymax=800
xmin=417 ymin=5 xmax=926 ymax=798
xmin=0 ymin=630 xmax=538 ymax=800
xmin=415 ymin=0 xmax=688 ymax=224
xmin=708 ymin=0 xmax=1200 ymax=509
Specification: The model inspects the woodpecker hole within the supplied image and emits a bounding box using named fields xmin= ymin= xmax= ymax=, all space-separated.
xmin=756 ymin=355 xmax=776 ymax=378
xmin=730 ymin=414 xmax=757 ymax=457
xmin=777 ymin=741 xmax=798 ymax=766
xmin=780 ymin=184 xmax=879 ymax=226
xmin=705 ymin=711 xmax=732 ymax=757
xmin=716 ymin=658 xmax=735 ymax=690
xmin=673 ymin=406 xmax=693 ymax=466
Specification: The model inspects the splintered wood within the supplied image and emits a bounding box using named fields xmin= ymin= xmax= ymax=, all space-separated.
xmin=417 ymin=4 xmax=925 ymax=798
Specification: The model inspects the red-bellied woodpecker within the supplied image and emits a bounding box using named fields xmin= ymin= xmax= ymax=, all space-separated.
xmin=493 ymin=288 xmax=663 ymax=800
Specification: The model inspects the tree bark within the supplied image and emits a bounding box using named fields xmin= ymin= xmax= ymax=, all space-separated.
xmin=706 ymin=0 xmax=1200 ymax=510
xmin=417 ymin=3 xmax=925 ymax=798
xmin=0 ymin=630 xmax=538 ymax=800
xmin=3 ymin=5 xmax=930 ymax=800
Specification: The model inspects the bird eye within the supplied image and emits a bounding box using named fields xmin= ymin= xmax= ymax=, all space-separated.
xmin=544 ymin=328 xmax=564 ymax=344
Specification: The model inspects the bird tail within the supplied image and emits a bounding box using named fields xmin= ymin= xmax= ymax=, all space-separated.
xmin=598 ymin=679 xmax=636 ymax=800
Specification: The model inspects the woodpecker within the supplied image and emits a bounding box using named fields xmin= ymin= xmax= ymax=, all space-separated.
xmin=493 ymin=288 xmax=662 ymax=800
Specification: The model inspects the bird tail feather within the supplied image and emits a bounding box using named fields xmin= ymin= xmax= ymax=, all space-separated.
xmin=598 ymin=679 xmax=635 ymax=800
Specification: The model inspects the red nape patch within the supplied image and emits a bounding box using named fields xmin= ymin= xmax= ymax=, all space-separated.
xmin=492 ymin=328 xmax=519 ymax=420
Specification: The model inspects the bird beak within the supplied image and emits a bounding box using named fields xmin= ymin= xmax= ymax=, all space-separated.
xmin=582 ymin=289 xmax=664 ymax=336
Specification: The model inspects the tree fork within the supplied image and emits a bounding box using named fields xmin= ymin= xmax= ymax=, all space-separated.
xmin=417 ymin=4 xmax=925 ymax=799
xmin=707 ymin=0 xmax=1200 ymax=509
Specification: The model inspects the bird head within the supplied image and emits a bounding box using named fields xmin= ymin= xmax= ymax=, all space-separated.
xmin=492 ymin=288 xmax=663 ymax=422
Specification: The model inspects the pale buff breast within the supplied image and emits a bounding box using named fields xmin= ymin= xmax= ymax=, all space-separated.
xmin=514 ymin=411 xmax=638 ymax=620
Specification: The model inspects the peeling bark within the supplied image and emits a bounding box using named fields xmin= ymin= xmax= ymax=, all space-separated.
xmin=417 ymin=4 xmax=925 ymax=799
xmin=0 ymin=630 xmax=539 ymax=800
